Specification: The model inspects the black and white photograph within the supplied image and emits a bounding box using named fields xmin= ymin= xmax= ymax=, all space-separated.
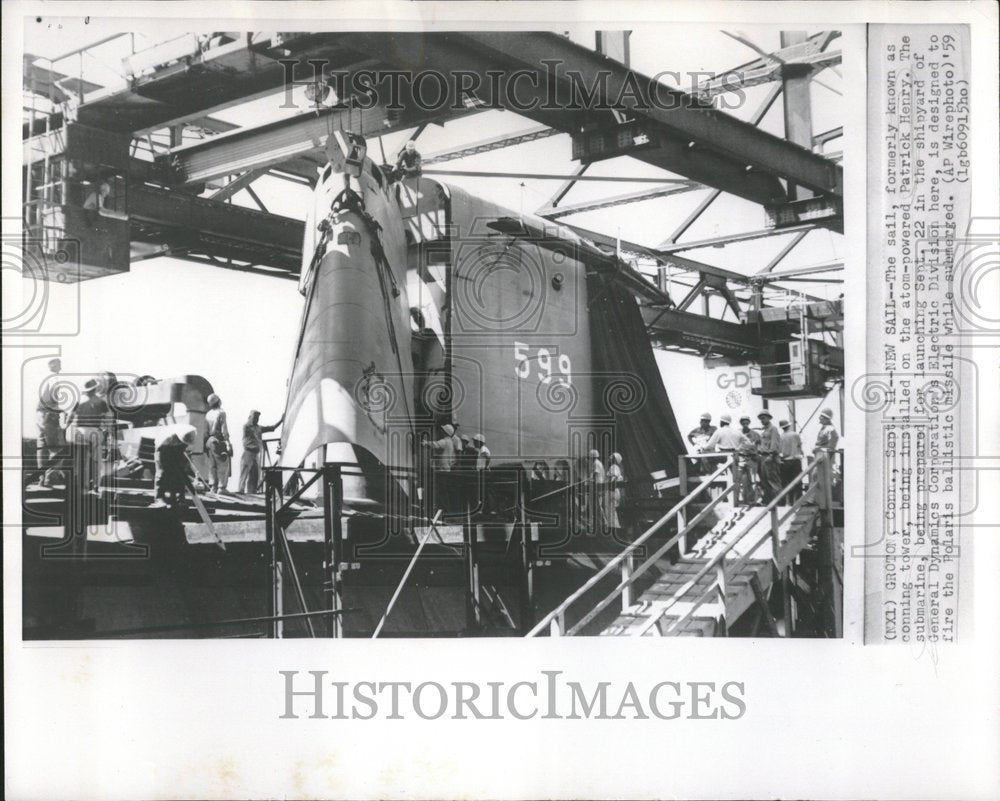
xmin=17 ymin=23 xmax=847 ymax=641
xmin=3 ymin=2 xmax=997 ymax=799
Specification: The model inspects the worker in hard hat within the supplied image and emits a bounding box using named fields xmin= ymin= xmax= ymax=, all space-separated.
xmin=422 ymin=422 xmax=458 ymax=513
xmin=472 ymin=433 xmax=491 ymax=471
xmin=423 ymin=422 xmax=457 ymax=471
xmin=239 ymin=409 xmax=282 ymax=494
xmin=705 ymin=413 xmax=742 ymax=493
xmin=204 ymin=393 xmax=233 ymax=495
xmin=606 ymin=452 xmax=624 ymax=536
xmin=814 ymin=408 xmax=840 ymax=454
xmin=584 ymin=449 xmax=606 ymax=534
xmin=778 ymin=420 xmax=804 ymax=502
xmin=756 ymin=410 xmax=782 ymax=504
xmin=705 ymin=413 xmax=743 ymax=452
xmin=812 ymin=408 xmax=840 ymax=508
xmin=736 ymin=415 xmax=760 ymax=506
xmin=152 ymin=426 xmax=202 ymax=508
xmin=687 ymin=412 xmax=717 ymax=477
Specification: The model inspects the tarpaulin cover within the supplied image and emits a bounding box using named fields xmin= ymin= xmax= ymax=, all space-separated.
xmin=588 ymin=275 xmax=687 ymax=480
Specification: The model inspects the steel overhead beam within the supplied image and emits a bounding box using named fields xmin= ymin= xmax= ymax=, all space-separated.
xmin=171 ymin=103 xmax=476 ymax=186
xmin=762 ymin=229 xmax=810 ymax=271
xmin=655 ymin=222 xmax=819 ymax=254
xmin=643 ymin=307 xmax=759 ymax=357
xmin=758 ymin=261 xmax=844 ymax=280
xmin=358 ymin=32 xmax=841 ymax=203
xmin=209 ymin=167 xmax=268 ymax=200
xmin=422 ymin=125 xmax=560 ymax=164
xmin=660 ymin=83 xmax=783 ymax=247
xmin=697 ymin=29 xmax=842 ymax=98
xmin=423 ymin=169 xmax=692 ymax=184
xmin=541 ymin=163 xmax=589 ymax=212
xmin=537 ymin=182 xmax=701 ymax=219
xmin=129 ymin=184 xmax=303 ymax=271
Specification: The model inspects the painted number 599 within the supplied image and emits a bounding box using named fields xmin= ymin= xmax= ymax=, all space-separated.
xmin=514 ymin=342 xmax=572 ymax=385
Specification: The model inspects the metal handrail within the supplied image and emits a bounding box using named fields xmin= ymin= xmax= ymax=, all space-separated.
xmin=525 ymin=455 xmax=735 ymax=637
xmin=564 ymin=476 xmax=739 ymax=636
xmin=633 ymin=454 xmax=828 ymax=636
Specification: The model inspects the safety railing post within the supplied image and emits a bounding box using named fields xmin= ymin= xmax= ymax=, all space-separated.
xmin=621 ymin=550 xmax=634 ymax=610
xmin=518 ymin=471 xmax=535 ymax=633
xmin=782 ymin=565 xmax=795 ymax=638
xmin=324 ymin=464 xmax=344 ymax=638
xmin=265 ymin=472 xmax=281 ymax=639
xmin=676 ymin=456 xmax=688 ymax=556
xmin=465 ymin=502 xmax=480 ymax=631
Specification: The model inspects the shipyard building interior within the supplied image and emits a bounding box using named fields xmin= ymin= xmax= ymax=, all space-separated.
xmin=20 ymin=26 xmax=845 ymax=639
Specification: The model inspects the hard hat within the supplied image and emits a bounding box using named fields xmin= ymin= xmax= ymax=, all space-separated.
xmin=441 ymin=423 xmax=455 ymax=436
xmin=700 ymin=412 xmax=712 ymax=421
xmin=739 ymin=415 xmax=751 ymax=424
xmin=779 ymin=419 xmax=790 ymax=428
xmin=589 ymin=449 xmax=600 ymax=459
xmin=757 ymin=410 xmax=772 ymax=419
xmin=459 ymin=434 xmax=470 ymax=445
xmin=472 ymin=433 xmax=485 ymax=443
xmin=612 ymin=452 xmax=622 ymax=464
xmin=720 ymin=413 xmax=732 ymax=424
xmin=819 ymin=407 xmax=834 ymax=420
xmin=207 ymin=393 xmax=221 ymax=407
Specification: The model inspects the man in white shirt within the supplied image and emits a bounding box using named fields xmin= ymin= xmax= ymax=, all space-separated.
xmin=778 ymin=420 xmax=804 ymax=501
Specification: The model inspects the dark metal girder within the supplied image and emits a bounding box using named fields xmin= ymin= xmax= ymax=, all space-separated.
xmin=343 ymin=33 xmax=788 ymax=205
xmin=643 ymin=307 xmax=759 ymax=359
xmin=129 ymin=184 xmax=303 ymax=272
xmin=352 ymin=32 xmax=841 ymax=204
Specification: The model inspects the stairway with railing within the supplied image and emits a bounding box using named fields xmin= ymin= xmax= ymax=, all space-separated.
xmin=526 ymin=451 xmax=839 ymax=638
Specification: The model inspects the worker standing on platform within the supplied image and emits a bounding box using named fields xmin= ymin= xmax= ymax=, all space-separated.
xmin=605 ymin=452 xmax=624 ymax=536
xmin=472 ymin=433 xmax=491 ymax=471
xmin=586 ymin=449 xmax=606 ymax=534
xmin=423 ymin=423 xmax=457 ymax=512
xmin=394 ymin=140 xmax=422 ymax=179
xmin=204 ymin=393 xmax=233 ymax=495
xmin=756 ymin=410 xmax=782 ymax=504
xmin=736 ymin=415 xmax=760 ymax=506
xmin=705 ymin=413 xmax=743 ymax=453
xmin=64 ymin=378 xmax=112 ymax=493
xmin=812 ymin=408 xmax=840 ymax=507
xmin=778 ymin=419 xmax=804 ymax=502
xmin=687 ymin=412 xmax=717 ymax=475
xmin=705 ymin=413 xmax=742 ymax=492
xmin=36 ymin=358 xmax=65 ymax=487
xmin=450 ymin=423 xmax=464 ymax=463
xmin=152 ymin=427 xmax=200 ymax=508
xmin=471 ymin=433 xmax=491 ymax=514
xmin=425 ymin=423 xmax=457 ymax=471
xmin=239 ymin=409 xmax=281 ymax=494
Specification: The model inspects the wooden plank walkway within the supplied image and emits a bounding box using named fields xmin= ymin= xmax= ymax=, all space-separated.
xmin=601 ymin=502 xmax=820 ymax=636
